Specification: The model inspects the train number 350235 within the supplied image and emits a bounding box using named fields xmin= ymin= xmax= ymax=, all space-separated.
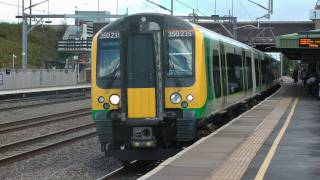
xmin=100 ymin=32 xmax=120 ymax=39
xmin=167 ymin=31 xmax=193 ymax=38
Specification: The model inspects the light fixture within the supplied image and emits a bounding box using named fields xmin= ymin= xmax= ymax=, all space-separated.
xmin=98 ymin=96 xmax=105 ymax=103
xmin=170 ymin=93 xmax=182 ymax=104
xmin=186 ymin=94 xmax=194 ymax=102
xmin=109 ymin=94 xmax=120 ymax=105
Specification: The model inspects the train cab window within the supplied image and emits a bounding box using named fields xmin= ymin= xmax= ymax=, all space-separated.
xmin=97 ymin=39 xmax=120 ymax=88
xmin=212 ymin=49 xmax=221 ymax=98
xmin=227 ymin=53 xmax=244 ymax=94
xmin=167 ymin=38 xmax=193 ymax=77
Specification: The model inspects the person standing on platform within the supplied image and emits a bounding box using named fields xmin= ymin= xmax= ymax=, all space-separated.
xmin=301 ymin=68 xmax=307 ymax=86
xmin=293 ymin=68 xmax=298 ymax=83
xmin=307 ymin=74 xmax=317 ymax=96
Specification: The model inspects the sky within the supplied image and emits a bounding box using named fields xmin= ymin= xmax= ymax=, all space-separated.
xmin=0 ymin=0 xmax=318 ymax=24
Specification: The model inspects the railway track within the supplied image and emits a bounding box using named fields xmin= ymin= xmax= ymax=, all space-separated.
xmin=0 ymin=123 xmax=96 ymax=165
xmin=0 ymin=96 xmax=90 ymax=112
xmin=0 ymin=108 xmax=91 ymax=134
xmin=0 ymin=106 xmax=95 ymax=166
xmin=0 ymin=91 xmax=89 ymax=103
xmin=97 ymin=161 xmax=161 ymax=180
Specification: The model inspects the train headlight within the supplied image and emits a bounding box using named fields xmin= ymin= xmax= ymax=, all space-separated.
xmin=98 ymin=96 xmax=105 ymax=103
xmin=170 ymin=93 xmax=182 ymax=104
xmin=186 ymin=94 xmax=194 ymax=102
xmin=109 ymin=94 xmax=120 ymax=105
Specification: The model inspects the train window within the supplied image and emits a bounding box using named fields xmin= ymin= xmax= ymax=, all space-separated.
xmin=212 ymin=49 xmax=221 ymax=98
xmin=97 ymin=39 xmax=120 ymax=79
xmin=127 ymin=34 xmax=156 ymax=88
xmin=167 ymin=38 xmax=193 ymax=77
xmin=227 ymin=53 xmax=243 ymax=94
xmin=96 ymin=39 xmax=121 ymax=88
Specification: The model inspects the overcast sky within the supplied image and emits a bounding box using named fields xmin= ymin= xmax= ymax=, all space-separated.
xmin=0 ymin=0 xmax=318 ymax=24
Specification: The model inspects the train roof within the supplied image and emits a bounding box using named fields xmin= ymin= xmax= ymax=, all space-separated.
xmin=194 ymin=24 xmax=277 ymax=61
xmin=98 ymin=13 xmax=277 ymax=61
xmin=99 ymin=13 xmax=194 ymax=32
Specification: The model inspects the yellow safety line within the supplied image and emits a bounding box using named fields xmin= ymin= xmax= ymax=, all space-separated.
xmin=255 ymin=97 xmax=299 ymax=180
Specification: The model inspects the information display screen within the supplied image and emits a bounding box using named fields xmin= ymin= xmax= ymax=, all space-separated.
xmin=299 ymin=38 xmax=320 ymax=48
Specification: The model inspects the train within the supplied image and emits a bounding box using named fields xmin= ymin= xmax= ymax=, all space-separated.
xmin=91 ymin=13 xmax=280 ymax=162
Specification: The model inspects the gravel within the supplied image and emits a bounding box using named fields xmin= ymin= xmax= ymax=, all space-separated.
xmin=0 ymin=116 xmax=92 ymax=146
xmin=0 ymin=99 xmax=91 ymax=124
xmin=0 ymin=95 xmax=121 ymax=180
xmin=0 ymin=136 xmax=122 ymax=180
xmin=0 ymin=99 xmax=48 ymax=109
xmin=0 ymin=92 xmax=90 ymax=110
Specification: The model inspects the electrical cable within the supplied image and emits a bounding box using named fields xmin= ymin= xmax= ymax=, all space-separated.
xmin=240 ymin=0 xmax=253 ymax=21
xmin=0 ymin=1 xmax=45 ymax=12
xmin=175 ymin=0 xmax=207 ymax=16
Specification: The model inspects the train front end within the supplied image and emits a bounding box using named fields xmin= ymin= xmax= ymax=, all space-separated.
xmin=91 ymin=14 xmax=207 ymax=160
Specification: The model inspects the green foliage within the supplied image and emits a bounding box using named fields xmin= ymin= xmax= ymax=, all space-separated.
xmin=0 ymin=23 xmax=65 ymax=68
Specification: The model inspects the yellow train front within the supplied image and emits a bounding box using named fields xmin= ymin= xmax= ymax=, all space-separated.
xmin=91 ymin=13 xmax=280 ymax=161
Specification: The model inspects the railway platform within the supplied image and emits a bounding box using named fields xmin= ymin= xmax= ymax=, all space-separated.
xmin=0 ymin=83 xmax=91 ymax=99
xmin=140 ymin=84 xmax=320 ymax=180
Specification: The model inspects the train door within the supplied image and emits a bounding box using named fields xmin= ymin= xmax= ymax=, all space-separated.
xmin=242 ymin=49 xmax=248 ymax=96
xmin=126 ymin=34 xmax=157 ymax=118
xmin=258 ymin=54 xmax=262 ymax=92
xmin=120 ymin=22 xmax=163 ymax=120
xmin=254 ymin=53 xmax=261 ymax=93
xmin=246 ymin=51 xmax=254 ymax=96
xmin=219 ymin=42 xmax=228 ymax=106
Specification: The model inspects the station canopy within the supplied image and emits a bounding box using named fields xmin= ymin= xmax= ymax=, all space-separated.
xmin=276 ymin=29 xmax=320 ymax=61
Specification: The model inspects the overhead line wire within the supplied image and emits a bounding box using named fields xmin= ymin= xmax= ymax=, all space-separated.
xmin=175 ymin=0 xmax=207 ymax=16
xmin=0 ymin=1 xmax=46 ymax=12
xmin=240 ymin=0 xmax=253 ymax=21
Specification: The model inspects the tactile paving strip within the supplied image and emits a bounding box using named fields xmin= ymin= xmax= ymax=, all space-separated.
xmin=208 ymin=98 xmax=292 ymax=180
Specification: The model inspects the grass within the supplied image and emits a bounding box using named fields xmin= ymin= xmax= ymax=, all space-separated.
xmin=0 ymin=23 xmax=66 ymax=68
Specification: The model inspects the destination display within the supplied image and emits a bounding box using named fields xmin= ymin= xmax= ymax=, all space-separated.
xmin=299 ymin=38 xmax=320 ymax=48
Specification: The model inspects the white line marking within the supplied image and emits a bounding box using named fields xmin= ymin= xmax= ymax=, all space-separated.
xmin=139 ymin=87 xmax=283 ymax=180
xmin=255 ymin=97 xmax=299 ymax=180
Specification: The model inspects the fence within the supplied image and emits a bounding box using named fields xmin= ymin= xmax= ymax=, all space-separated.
xmin=0 ymin=69 xmax=78 ymax=90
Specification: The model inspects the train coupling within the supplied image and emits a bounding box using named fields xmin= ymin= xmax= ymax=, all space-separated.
xmin=131 ymin=127 xmax=157 ymax=148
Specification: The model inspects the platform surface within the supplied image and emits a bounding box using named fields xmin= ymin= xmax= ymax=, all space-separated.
xmin=140 ymin=84 xmax=320 ymax=180
xmin=0 ymin=83 xmax=91 ymax=96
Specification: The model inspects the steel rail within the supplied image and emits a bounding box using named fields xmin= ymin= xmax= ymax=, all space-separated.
xmin=0 ymin=108 xmax=91 ymax=134
xmin=0 ymin=96 xmax=90 ymax=112
xmin=0 ymin=123 xmax=95 ymax=151
xmin=0 ymin=128 xmax=96 ymax=165
xmin=97 ymin=161 xmax=161 ymax=180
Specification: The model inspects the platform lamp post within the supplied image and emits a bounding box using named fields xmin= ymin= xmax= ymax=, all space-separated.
xmin=75 ymin=6 xmax=79 ymax=26
xmin=21 ymin=0 xmax=50 ymax=69
xmin=12 ymin=54 xmax=17 ymax=70
xmin=117 ymin=0 xmax=119 ymax=14
xmin=214 ymin=0 xmax=217 ymax=15
xmin=171 ymin=0 xmax=173 ymax=15
xmin=22 ymin=0 xmax=28 ymax=69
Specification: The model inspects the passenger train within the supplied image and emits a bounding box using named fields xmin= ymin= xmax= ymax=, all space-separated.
xmin=91 ymin=13 xmax=280 ymax=162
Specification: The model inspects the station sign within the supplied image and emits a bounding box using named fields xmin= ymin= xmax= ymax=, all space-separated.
xmin=299 ymin=38 xmax=320 ymax=48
